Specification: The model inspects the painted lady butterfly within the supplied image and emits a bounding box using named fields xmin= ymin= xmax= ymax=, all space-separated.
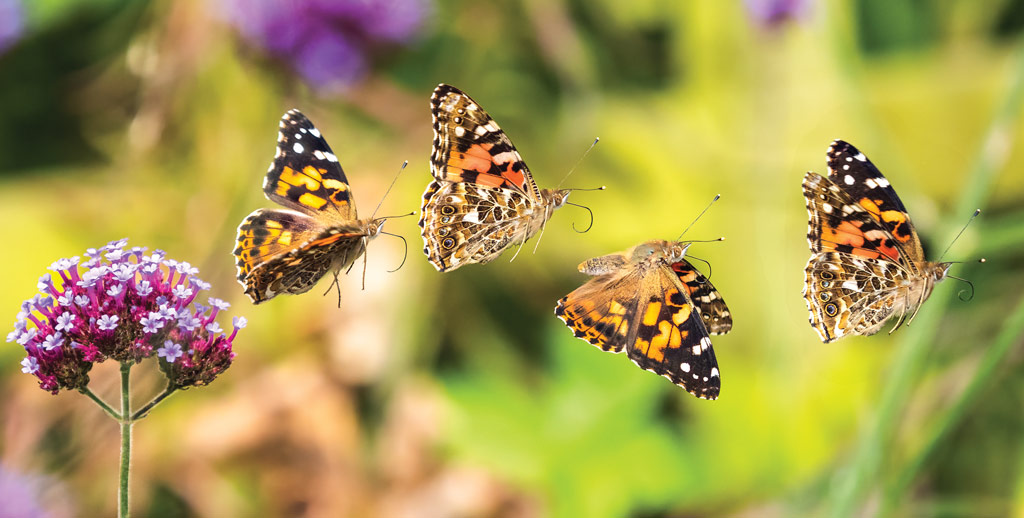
xmin=555 ymin=240 xmax=732 ymax=399
xmin=803 ymin=139 xmax=953 ymax=342
xmin=419 ymin=84 xmax=576 ymax=272
xmin=234 ymin=110 xmax=384 ymax=304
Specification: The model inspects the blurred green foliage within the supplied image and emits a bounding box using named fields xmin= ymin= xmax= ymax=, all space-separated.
xmin=1 ymin=0 xmax=1024 ymax=517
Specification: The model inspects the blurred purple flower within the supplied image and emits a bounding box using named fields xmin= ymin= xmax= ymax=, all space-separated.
xmin=219 ymin=0 xmax=432 ymax=91
xmin=0 ymin=0 xmax=23 ymax=55
xmin=0 ymin=465 xmax=50 ymax=518
xmin=745 ymin=0 xmax=810 ymax=28
xmin=7 ymin=238 xmax=244 ymax=394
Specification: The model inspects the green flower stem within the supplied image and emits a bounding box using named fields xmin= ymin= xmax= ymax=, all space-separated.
xmin=80 ymin=387 xmax=121 ymax=420
xmin=131 ymin=384 xmax=177 ymax=421
xmin=119 ymin=362 xmax=132 ymax=518
xmin=827 ymin=46 xmax=1024 ymax=518
xmin=882 ymin=294 xmax=1024 ymax=512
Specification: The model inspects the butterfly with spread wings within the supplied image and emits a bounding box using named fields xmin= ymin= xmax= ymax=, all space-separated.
xmin=556 ymin=240 xmax=732 ymax=399
xmin=234 ymin=110 xmax=385 ymax=304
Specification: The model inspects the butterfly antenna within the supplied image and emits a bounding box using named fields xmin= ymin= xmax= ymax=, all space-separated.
xmin=676 ymin=194 xmax=721 ymax=241
xmin=381 ymin=231 xmax=409 ymax=272
xmin=938 ymin=209 xmax=981 ymax=262
xmin=686 ymin=254 xmax=714 ymax=283
xmin=947 ymin=275 xmax=976 ymax=302
xmin=370 ymin=160 xmax=408 ymax=220
xmin=564 ymin=202 xmax=594 ymax=233
xmin=555 ymin=137 xmax=600 ymax=189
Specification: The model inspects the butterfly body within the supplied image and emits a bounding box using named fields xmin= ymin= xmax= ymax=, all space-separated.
xmin=802 ymin=140 xmax=951 ymax=342
xmin=420 ymin=84 xmax=573 ymax=272
xmin=556 ymin=240 xmax=731 ymax=400
xmin=234 ymin=110 xmax=383 ymax=304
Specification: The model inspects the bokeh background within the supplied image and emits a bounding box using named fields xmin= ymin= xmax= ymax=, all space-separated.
xmin=2 ymin=0 xmax=1024 ymax=516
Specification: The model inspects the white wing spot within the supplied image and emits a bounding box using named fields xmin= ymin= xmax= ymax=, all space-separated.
xmin=294 ymin=133 xmax=302 ymax=139
xmin=711 ymin=367 xmax=720 ymax=378
xmin=822 ymin=202 xmax=833 ymax=213
xmin=310 ymin=128 xmax=321 ymax=138
xmin=876 ymin=177 xmax=890 ymax=187
xmin=843 ymin=164 xmax=850 ymax=171
xmin=680 ymin=362 xmax=691 ymax=372
xmin=324 ymin=152 xmax=338 ymax=162
xmin=454 ymin=126 xmax=466 ymax=137
xmin=865 ymin=178 xmax=877 ymax=189
xmin=691 ymin=345 xmax=702 ymax=355
xmin=854 ymin=152 xmax=867 ymax=162
xmin=293 ymin=142 xmax=304 ymax=154
xmin=846 ymin=156 xmax=853 ymax=162
xmin=842 ymin=280 xmax=858 ymax=290
xmin=844 ymin=174 xmax=855 ymax=185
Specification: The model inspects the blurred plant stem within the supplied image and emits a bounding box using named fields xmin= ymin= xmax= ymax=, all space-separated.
xmin=119 ymin=362 xmax=132 ymax=518
xmin=80 ymin=387 xmax=121 ymax=420
xmin=827 ymin=45 xmax=1024 ymax=518
xmin=880 ymin=294 xmax=1024 ymax=515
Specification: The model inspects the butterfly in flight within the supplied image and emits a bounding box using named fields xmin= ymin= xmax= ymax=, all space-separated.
xmin=419 ymin=84 xmax=595 ymax=272
xmin=556 ymin=239 xmax=732 ymax=399
xmin=802 ymin=139 xmax=975 ymax=342
xmin=234 ymin=109 xmax=386 ymax=304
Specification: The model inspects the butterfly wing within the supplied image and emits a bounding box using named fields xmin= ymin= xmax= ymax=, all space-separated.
xmin=427 ymin=84 xmax=541 ymax=198
xmin=234 ymin=209 xmax=369 ymax=304
xmin=555 ymin=253 xmax=722 ymax=399
xmin=671 ymin=260 xmax=732 ymax=335
xmin=420 ymin=181 xmax=538 ymax=271
xmin=809 ymin=140 xmax=924 ymax=265
xmin=265 ymin=109 xmax=358 ymax=221
xmin=804 ymin=251 xmax=918 ymax=342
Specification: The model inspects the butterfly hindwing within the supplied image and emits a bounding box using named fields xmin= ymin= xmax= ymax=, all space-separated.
xmin=265 ymin=109 xmax=357 ymax=221
xmin=234 ymin=208 xmax=369 ymax=304
xmin=420 ymin=181 xmax=536 ymax=271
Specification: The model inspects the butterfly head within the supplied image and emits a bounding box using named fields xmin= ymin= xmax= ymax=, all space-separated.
xmin=365 ymin=218 xmax=385 ymax=237
xmin=629 ymin=240 xmax=692 ymax=264
xmin=542 ymin=188 xmax=573 ymax=209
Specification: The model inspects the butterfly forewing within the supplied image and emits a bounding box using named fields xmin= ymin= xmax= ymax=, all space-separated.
xmin=428 ymin=84 xmax=539 ymax=198
xmin=265 ymin=109 xmax=358 ymax=221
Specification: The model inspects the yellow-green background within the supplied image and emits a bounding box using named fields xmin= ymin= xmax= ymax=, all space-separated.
xmin=1 ymin=1 xmax=1023 ymax=516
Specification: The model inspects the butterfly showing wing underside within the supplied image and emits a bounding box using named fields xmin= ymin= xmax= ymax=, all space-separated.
xmin=802 ymin=139 xmax=952 ymax=342
xmin=233 ymin=109 xmax=384 ymax=304
xmin=555 ymin=240 xmax=732 ymax=399
xmin=419 ymin=83 xmax=575 ymax=272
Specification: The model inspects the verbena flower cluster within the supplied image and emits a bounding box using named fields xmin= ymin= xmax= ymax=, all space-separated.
xmin=6 ymin=239 xmax=245 ymax=394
